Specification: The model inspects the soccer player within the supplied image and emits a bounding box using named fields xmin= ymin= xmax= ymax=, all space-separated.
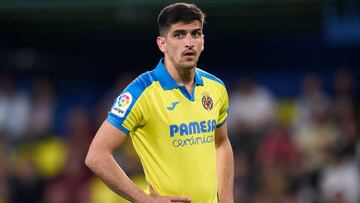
xmin=85 ymin=3 xmax=234 ymax=203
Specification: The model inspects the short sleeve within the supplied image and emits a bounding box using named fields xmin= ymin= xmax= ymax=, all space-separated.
xmin=107 ymin=73 xmax=152 ymax=135
xmin=217 ymin=86 xmax=229 ymax=128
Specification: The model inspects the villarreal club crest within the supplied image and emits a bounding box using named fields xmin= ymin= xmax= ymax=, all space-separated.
xmin=201 ymin=92 xmax=213 ymax=111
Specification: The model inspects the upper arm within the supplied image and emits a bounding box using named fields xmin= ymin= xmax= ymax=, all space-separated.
xmin=87 ymin=120 xmax=128 ymax=158
xmin=88 ymin=74 xmax=152 ymax=157
xmin=215 ymin=121 xmax=229 ymax=147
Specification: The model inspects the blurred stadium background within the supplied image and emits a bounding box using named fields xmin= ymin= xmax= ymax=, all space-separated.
xmin=0 ymin=0 xmax=360 ymax=202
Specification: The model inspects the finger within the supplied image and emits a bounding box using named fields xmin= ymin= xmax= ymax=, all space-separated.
xmin=168 ymin=196 xmax=192 ymax=202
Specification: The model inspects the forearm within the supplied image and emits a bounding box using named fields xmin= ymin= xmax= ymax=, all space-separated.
xmin=216 ymin=138 xmax=234 ymax=203
xmin=85 ymin=152 xmax=149 ymax=203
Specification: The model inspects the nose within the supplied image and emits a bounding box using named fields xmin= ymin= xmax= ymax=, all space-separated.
xmin=184 ymin=34 xmax=194 ymax=48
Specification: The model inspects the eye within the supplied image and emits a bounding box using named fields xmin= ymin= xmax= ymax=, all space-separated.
xmin=192 ymin=31 xmax=202 ymax=38
xmin=173 ymin=33 xmax=185 ymax=39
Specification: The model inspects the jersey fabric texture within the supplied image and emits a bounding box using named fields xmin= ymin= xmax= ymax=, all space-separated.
xmin=107 ymin=59 xmax=229 ymax=203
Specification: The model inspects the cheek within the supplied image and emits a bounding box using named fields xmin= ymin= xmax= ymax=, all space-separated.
xmin=197 ymin=40 xmax=204 ymax=51
xmin=166 ymin=45 xmax=181 ymax=59
xmin=170 ymin=46 xmax=182 ymax=55
xmin=167 ymin=43 xmax=177 ymax=52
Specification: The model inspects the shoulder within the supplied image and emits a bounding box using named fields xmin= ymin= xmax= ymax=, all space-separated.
xmin=196 ymin=68 xmax=225 ymax=87
xmin=109 ymin=71 xmax=156 ymax=119
xmin=122 ymin=71 xmax=157 ymax=98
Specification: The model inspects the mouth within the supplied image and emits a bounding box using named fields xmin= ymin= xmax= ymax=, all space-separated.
xmin=182 ymin=50 xmax=196 ymax=58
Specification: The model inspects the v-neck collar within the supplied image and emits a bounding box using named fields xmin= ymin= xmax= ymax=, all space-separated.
xmin=153 ymin=59 xmax=204 ymax=101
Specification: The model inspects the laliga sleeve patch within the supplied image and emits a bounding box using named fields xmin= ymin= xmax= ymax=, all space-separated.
xmin=111 ymin=92 xmax=133 ymax=118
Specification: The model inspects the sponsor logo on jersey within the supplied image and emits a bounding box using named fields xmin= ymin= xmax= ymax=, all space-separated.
xmin=169 ymin=119 xmax=216 ymax=137
xmin=167 ymin=101 xmax=180 ymax=110
xmin=169 ymin=119 xmax=217 ymax=147
xmin=111 ymin=92 xmax=132 ymax=117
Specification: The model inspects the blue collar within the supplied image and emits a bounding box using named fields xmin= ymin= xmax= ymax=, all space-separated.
xmin=153 ymin=59 xmax=204 ymax=90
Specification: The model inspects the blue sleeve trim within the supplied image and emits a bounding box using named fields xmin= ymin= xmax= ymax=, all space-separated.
xmin=107 ymin=113 xmax=130 ymax=135
xmin=216 ymin=119 xmax=226 ymax=128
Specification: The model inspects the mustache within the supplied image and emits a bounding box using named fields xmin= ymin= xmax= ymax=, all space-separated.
xmin=182 ymin=49 xmax=196 ymax=56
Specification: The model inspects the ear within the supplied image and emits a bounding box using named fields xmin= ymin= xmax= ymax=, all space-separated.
xmin=157 ymin=36 xmax=167 ymax=53
xmin=201 ymin=34 xmax=205 ymax=51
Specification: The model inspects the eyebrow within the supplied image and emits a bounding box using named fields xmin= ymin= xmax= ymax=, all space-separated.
xmin=172 ymin=28 xmax=202 ymax=34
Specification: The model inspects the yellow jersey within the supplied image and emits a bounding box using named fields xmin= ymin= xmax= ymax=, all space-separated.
xmin=107 ymin=59 xmax=229 ymax=203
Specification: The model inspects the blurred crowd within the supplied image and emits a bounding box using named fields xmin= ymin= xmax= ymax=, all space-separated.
xmin=0 ymin=67 xmax=358 ymax=203
xmin=228 ymin=67 xmax=359 ymax=203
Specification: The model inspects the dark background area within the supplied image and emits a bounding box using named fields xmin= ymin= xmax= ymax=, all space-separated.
xmin=1 ymin=1 xmax=359 ymax=93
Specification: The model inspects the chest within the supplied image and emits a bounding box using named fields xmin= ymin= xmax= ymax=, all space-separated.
xmin=148 ymin=85 xmax=221 ymax=128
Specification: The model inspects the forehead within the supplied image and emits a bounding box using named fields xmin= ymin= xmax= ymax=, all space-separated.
xmin=168 ymin=21 xmax=202 ymax=32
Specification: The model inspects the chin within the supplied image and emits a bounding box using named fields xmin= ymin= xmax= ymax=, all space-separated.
xmin=180 ymin=61 xmax=197 ymax=69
